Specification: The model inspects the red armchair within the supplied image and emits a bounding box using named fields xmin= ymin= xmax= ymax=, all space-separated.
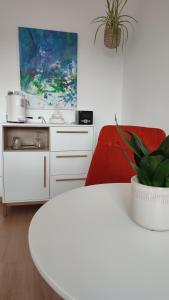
xmin=85 ymin=125 xmax=166 ymax=186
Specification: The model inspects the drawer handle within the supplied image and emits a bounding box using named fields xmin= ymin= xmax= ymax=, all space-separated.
xmin=56 ymin=155 xmax=88 ymax=158
xmin=44 ymin=156 xmax=47 ymax=188
xmin=56 ymin=131 xmax=88 ymax=134
xmin=56 ymin=178 xmax=86 ymax=182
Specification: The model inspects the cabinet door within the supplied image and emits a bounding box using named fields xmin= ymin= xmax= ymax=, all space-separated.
xmin=3 ymin=152 xmax=49 ymax=203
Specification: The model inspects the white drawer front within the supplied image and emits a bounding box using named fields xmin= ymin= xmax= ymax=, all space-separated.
xmin=50 ymin=126 xmax=93 ymax=151
xmin=50 ymin=175 xmax=85 ymax=199
xmin=50 ymin=151 xmax=92 ymax=175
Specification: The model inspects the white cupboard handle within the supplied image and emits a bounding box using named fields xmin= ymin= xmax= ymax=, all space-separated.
xmin=56 ymin=130 xmax=88 ymax=134
xmin=56 ymin=178 xmax=86 ymax=182
xmin=56 ymin=155 xmax=88 ymax=158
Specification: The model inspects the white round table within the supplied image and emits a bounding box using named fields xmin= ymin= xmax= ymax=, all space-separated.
xmin=29 ymin=183 xmax=169 ymax=300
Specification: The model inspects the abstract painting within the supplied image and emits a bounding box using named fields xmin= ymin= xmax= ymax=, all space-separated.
xmin=18 ymin=27 xmax=78 ymax=109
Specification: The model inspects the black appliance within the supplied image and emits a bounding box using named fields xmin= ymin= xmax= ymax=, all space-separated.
xmin=77 ymin=111 xmax=93 ymax=125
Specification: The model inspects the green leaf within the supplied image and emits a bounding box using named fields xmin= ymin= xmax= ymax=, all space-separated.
xmin=126 ymin=131 xmax=150 ymax=156
xmin=92 ymin=16 xmax=107 ymax=23
xmin=157 ymin=135 xmax=169 ymax=157
xmin=134 ymin=153 xmax=142 ymax=167
xmin=120 ymin=23 xmax=129 ymax=38
xmin=117 ymin=141 xmax=137 ymax=170
xmin=119 ymin=20 xmax=135 ymax=26
xmin=139 ymin=154 xmax=164 ymax=178
xmin=119 ymin=0 xmax=128 ymax=14
xmin=152 ymin=159 xmax=169 ymax=187
xmin=117 ymin=136 xmax=152 ymax=186
xmin=107 ymin=0 xmax=113 ymax=13
xmin=94 ymin=23 xmax=105 ymax=43
xmin=119 ymin=144 xmax=152 ymax=185
xmin=121 ymin=26 xmax=125 ymax=50
xmin=137 ymin=169 xmax=152 ymax=186
xmin=164 ymin=176 xmax=169 ymax=187
xmin=115 ymin=116 xmax=141 ymax=157
xmin=115 ymin=115 xmax=149 ymax=158
xmin=119 ymin=14 xmax=137 ymax=22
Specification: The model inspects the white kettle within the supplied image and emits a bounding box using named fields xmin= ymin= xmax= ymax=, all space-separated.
xmin=6 ymin=91 xmax=27 ymax=123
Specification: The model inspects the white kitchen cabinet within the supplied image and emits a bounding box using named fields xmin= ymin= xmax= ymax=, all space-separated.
xmin=50 ymin=125 xmax=94 ymax=199
xmin=2 ymin=124 xmax=94 ymax=206
xmin=3 ymin=152 xmax=49 ymax=203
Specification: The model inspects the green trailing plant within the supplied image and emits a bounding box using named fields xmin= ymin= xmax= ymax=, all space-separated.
xmin=115 ymin=116 xmax=169 ymax=187
xmin=92 ymin=0 xmax=137 ymax=50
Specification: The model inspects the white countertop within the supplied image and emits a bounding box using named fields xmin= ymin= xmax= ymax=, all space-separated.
xmin=2 ymin=122 xmax=94 ymax=127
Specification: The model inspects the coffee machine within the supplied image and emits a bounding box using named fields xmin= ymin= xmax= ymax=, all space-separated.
xmin=6 ymin=91 xmax=27 ymax=123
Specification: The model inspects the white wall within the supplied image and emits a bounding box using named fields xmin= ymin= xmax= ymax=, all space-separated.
xmin=0 ymin=0 xmax=123 ymax=137
xmin=0 ymin=0 xmax=124 ymax=196
xmin=122 ymin=0 xmax=169 ymax=134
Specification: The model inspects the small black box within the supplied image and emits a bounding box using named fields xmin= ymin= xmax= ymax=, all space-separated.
xmin=77 ymin=111 xmax=93 ymax=125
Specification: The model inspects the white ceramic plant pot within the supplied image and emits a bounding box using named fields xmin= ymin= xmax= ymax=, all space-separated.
xmin=131 ymin=176 xmax=169 ymax=231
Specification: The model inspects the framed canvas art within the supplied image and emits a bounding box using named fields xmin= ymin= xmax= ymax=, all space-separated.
xmin=18 ymin=27 xmax=78 ymax=109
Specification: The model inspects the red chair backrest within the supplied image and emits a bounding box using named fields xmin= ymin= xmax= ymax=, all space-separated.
xmin=85 ymin=125 xmax=166 ymax=186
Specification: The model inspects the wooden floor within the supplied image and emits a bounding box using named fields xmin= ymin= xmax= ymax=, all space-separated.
xmin=0 ymin=203 xmax=63 ymax=300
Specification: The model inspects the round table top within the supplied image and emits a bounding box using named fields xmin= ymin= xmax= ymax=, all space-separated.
xmin=29 ymin=183 xmax=169 ymax=300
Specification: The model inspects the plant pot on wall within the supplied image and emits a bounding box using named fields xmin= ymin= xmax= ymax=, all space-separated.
xmin=131 ymin=176 xmax=169 ymax=231
xmin=104 ymin=26 xmax=121 ymax=49
xmin=92 ymin=0 xmax=137 ymax=51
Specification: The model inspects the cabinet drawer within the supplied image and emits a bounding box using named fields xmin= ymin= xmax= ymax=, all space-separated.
xmin=50 ymin=175 xmax=85 ymax=199
xmin=50 ymin=151 xmax=92 ymax=175
xmin=50 ymin=126 xmax=93 ymax=151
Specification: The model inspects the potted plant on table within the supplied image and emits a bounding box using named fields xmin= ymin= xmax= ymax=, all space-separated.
xmin=115 ymin=117 xmax=169 ymax=231
xmin=92 ymin=0 xmax=137 ymax=50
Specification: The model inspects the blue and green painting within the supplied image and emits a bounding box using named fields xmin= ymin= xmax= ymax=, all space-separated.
xmin=18 ymin=27 xmax=78 ymax=109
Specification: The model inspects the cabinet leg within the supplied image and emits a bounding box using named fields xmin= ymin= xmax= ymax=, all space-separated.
xmin=3 ymin=204 xmax=8 ymax=217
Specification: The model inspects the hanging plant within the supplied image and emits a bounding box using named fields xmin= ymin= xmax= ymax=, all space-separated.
xmin=92 ymin=0 xmax=137 ymax=50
